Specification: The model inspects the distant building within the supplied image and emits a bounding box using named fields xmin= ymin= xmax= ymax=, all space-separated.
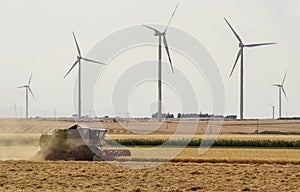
xmin=225 ymin=115 xmax=237 ymax=120
xmin=152 ymin=112 xmax=174 ymax=119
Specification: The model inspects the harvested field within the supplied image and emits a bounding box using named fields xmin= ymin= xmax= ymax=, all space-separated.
xmin=176 ymin=148 xmax=300 ymax=163
xmin=0 ymin=146 xmax=39 ymax=160
xmin=1 ymin=145 xmax=299 ymax=164
xmin=1 ymin=118 xmax=300 ymax=135
xmin=1 ymin=119 xmax=300 ymax=191
xmin=117 ymin=148 xmax=300 ymax=165
xmin=0 ymin=161 xmax=300 ymax=191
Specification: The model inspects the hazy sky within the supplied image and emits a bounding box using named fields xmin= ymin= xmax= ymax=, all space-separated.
xmin=1 ymin=0 xmax=300 ymax=118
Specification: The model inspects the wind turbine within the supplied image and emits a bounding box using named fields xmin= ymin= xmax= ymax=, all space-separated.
xmin=17 ymin=73 xmax=36 ymax=119
xmin=268 ymin=104 xmax=275 ymax=119
xmin=143 ymin=4 xmax=178 ymax=121
xmin=224 ymin=18 xmax=276 ymax=120
xmin=64 ymin=32 xmax=105 ymax=119
xmin=272 ymin=72 xmax=287 ymax=119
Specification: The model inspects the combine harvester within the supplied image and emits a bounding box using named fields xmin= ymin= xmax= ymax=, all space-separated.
xmin=38 ymin=124 xmax=131 ymax=161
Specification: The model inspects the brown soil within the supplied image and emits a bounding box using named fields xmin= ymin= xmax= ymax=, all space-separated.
xmin=0 ymin=161 xmax=299 ymax=191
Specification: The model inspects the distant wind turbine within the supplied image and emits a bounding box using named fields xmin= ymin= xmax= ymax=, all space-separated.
xmin=272 ymin=72 xmax=288 ymax=119
xmin=17 ymin=73 xmax=36 ymax=119
xmin=268 ymin=104 xmax=275 ymax=119
xmin=64 ymin=32 xmax=105 ymax=119
xmin=224 ymin=17 xmax=276 ymax=120
xmin=143 ymin=4 xmax=178 ymax=121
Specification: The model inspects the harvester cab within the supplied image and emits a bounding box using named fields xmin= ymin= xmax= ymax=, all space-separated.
xmin=65 ymin=125 xmax=107 ymax=146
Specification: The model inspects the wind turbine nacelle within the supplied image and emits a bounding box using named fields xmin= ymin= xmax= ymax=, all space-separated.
xmin=239 ymin=42 xmax=244 ymax=48
xmin=154 ymin=32 xmax=166 ymax=36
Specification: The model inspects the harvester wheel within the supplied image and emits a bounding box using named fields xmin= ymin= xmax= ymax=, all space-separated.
xmin=44 ymin=148 xmax=69 ymax=160
xmin=70 ymin=145 xmax=95 ymax=161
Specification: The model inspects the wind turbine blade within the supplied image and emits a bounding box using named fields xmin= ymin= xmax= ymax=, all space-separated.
xmin=224 ymin=18 xmax=242 ymax=43
xmin=82 ymin=57 xmax=105 ymax=65
xmin=28 ymin=72 xmax=33 ymax=85
xmin=271 ymin=84 xmax=280 ymax=87
xmin=143 ymin=25 xmax=160 ymax=33
xmin=63 ymin=60 xmax=79 ymax=79
xmin=244 ymin=42 xmax=276 ymax=47
xmin=164 ymin=4 xmax=179 ymax=33
xmin=282 ymin=87 xmax=288 ymax=100
xmin=281 ymin=71 xmax=287 ymax=85
xmin=163 ymin=36 xmax=174 ymax=73
xmin=17 ymin=86 xmax=26 ymax=88
xmin=72 ymin=31 xmax=81 ymax=57
xmin=28 ymin=87 xmax=36 ymax=100
xmin=229 ymin=49 xmax=242 ymax=77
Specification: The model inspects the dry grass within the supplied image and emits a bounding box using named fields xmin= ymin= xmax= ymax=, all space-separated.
xmin=114 ymin=147 xmax=300 ymax=165
xmin=177 ymin=148 xmax=300 ymax=162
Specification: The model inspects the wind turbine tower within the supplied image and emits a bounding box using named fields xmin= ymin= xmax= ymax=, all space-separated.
xmin=64 ymin=32 xmax=105 ymax=119
xmin=224 ymin=18 xmax=276 ymax=120
xmin=272 ymin=72 xmax=288 ymax=119
xmin=17 ymin=73 xmax=36 ymax=119
xmin=143 ymin=4 xmax=178 ymax=121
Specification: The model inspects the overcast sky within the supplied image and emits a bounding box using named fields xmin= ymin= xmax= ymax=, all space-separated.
xmin=1 ymin=0 xmax=300 ymax=119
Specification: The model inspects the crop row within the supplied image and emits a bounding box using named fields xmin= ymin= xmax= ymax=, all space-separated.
xmin=260 ymin=131 xmax=300 ymax=135
xmin=106 ymin=139 xmax=300 ymax=148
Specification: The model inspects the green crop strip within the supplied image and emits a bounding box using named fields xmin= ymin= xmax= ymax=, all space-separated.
xmin=105 ymin=139 xmax=300 ymax=148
